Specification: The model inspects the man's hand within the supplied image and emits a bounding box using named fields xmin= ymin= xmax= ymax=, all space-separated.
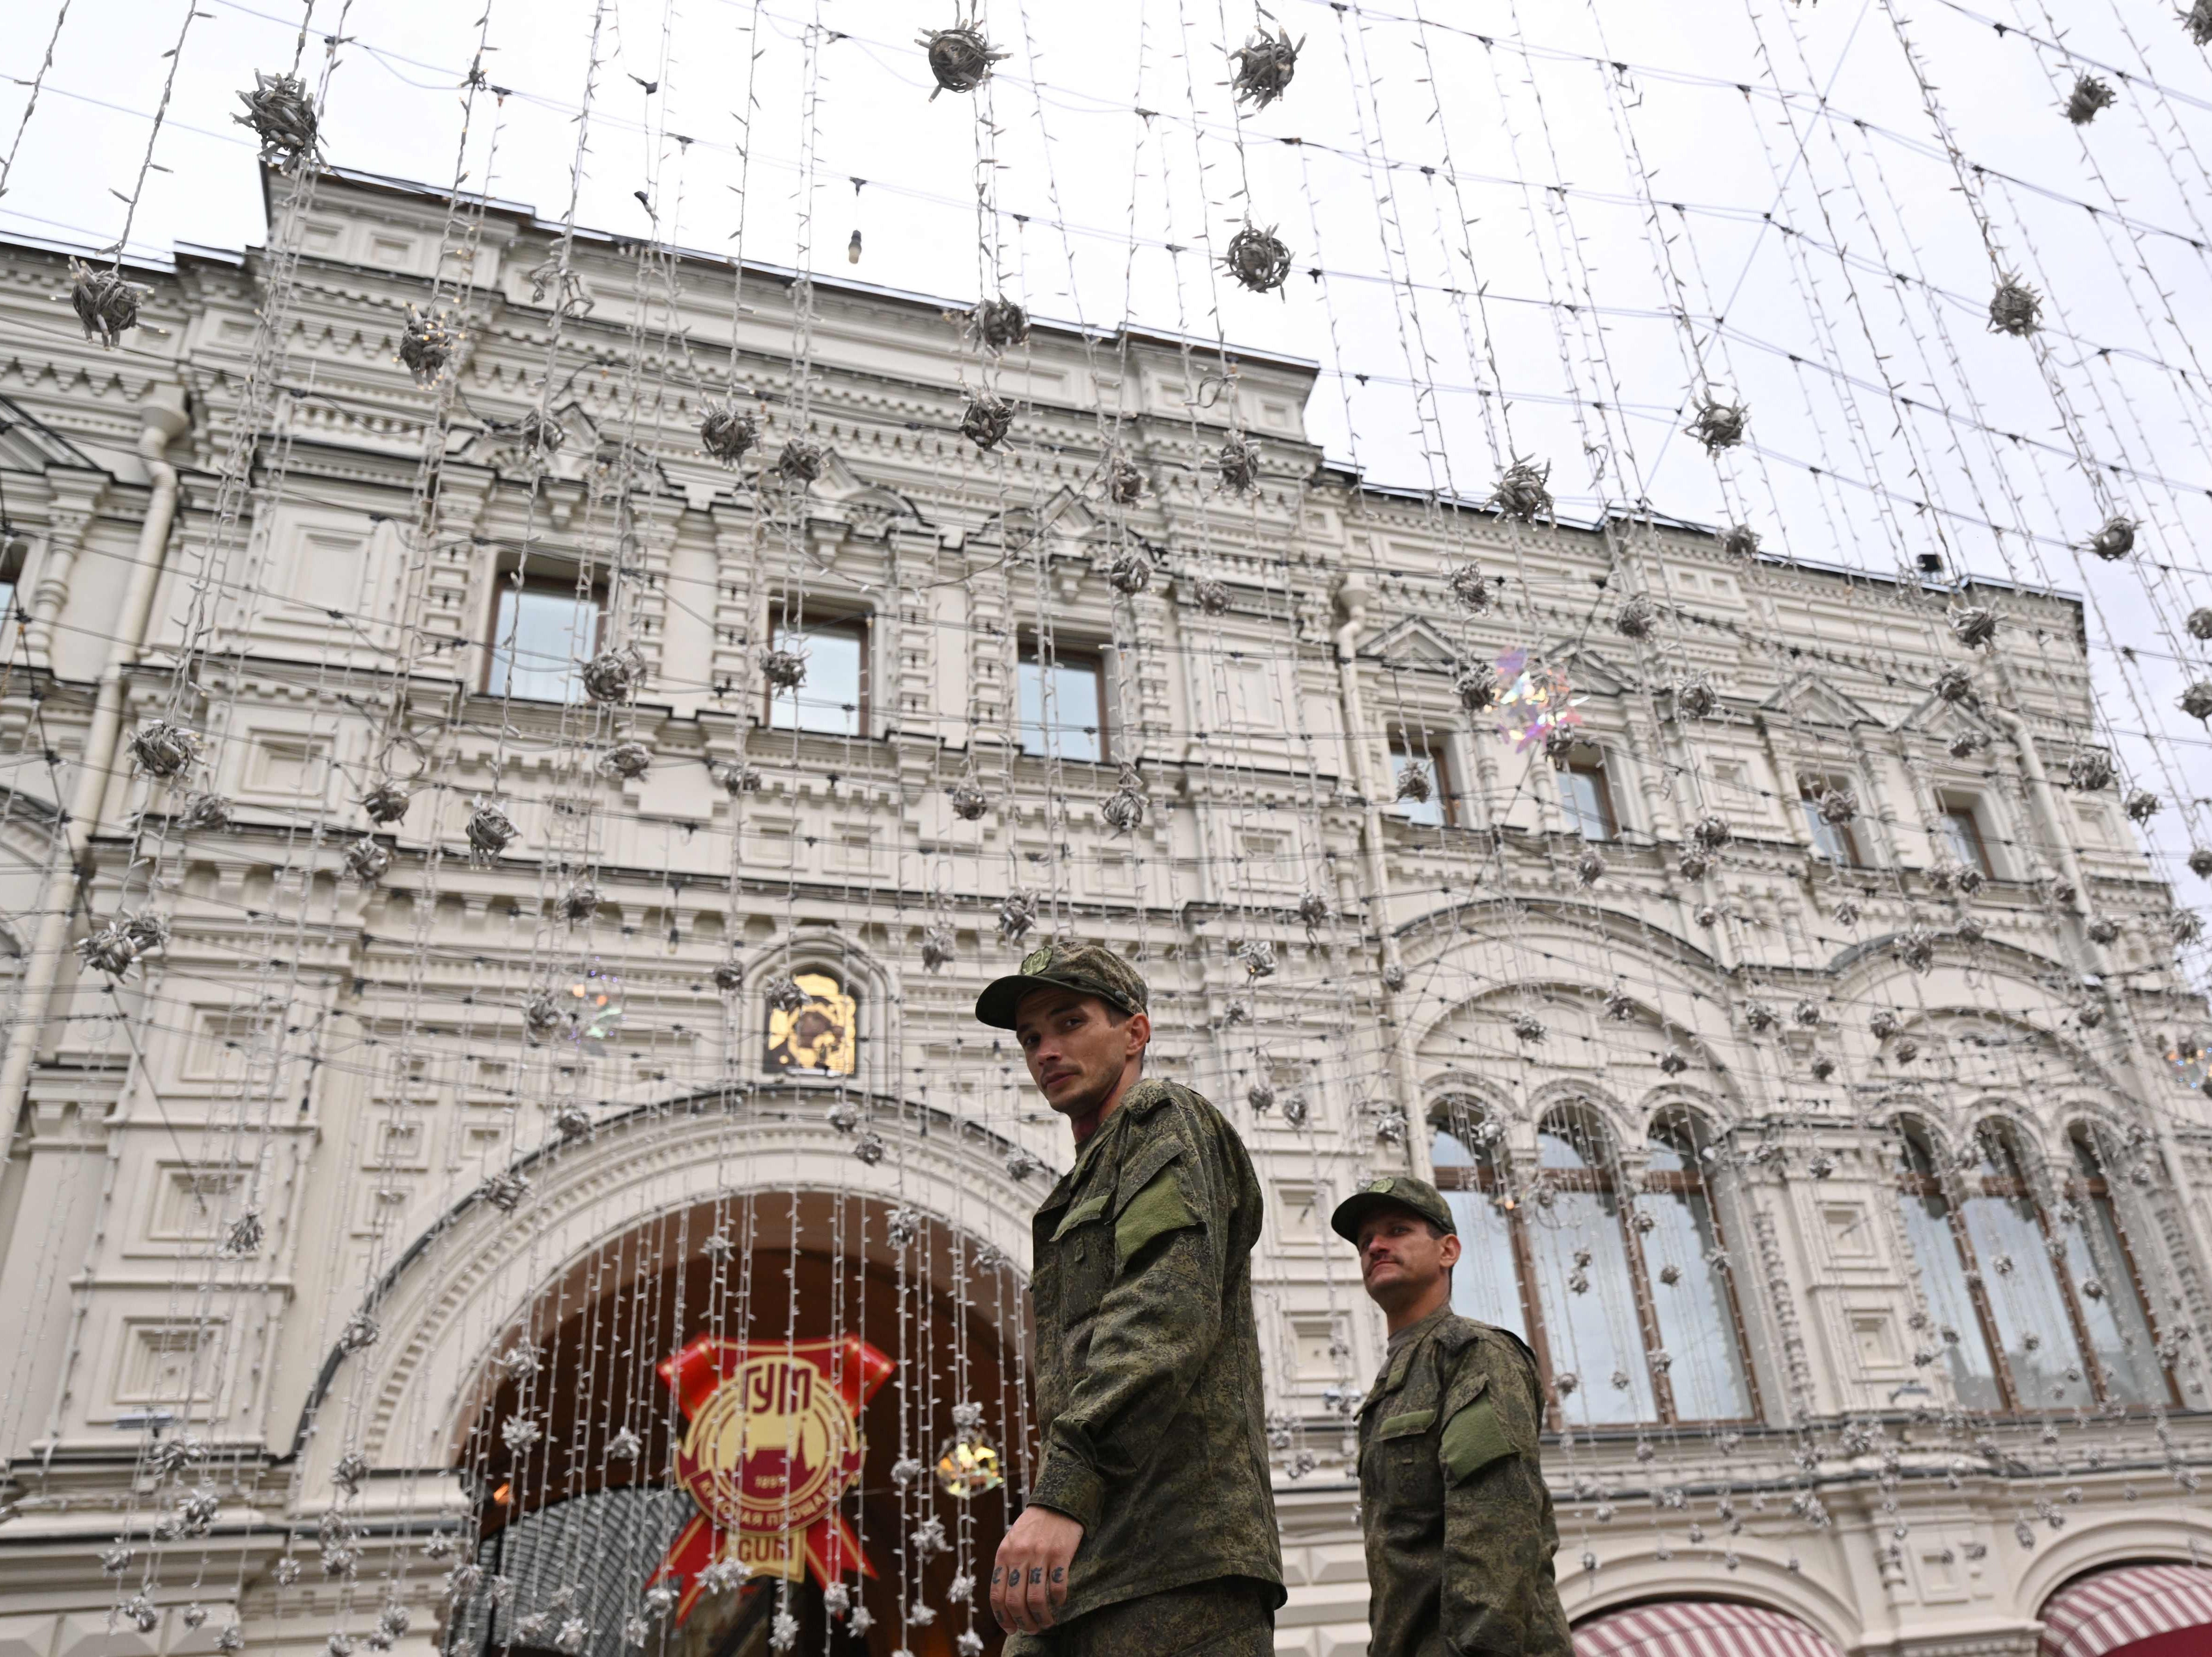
xmin=989 ymin=1504 xmax=1084 ymax=1635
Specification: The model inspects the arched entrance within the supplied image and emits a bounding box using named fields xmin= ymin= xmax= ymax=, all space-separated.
xmin=447 ymin=1189 xmax=1027 ymax=1657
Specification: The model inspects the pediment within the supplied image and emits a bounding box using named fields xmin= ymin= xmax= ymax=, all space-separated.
xmin=1547 ymin=643 xmax=1635 ymax=696
xmin=1894 ymin=686 xmax=2000 ymax=740
xmin=0 ymin=395 xmax=101 ymax=474
xmin=1761 ymin=672 xmax=1879 ymax=731
xmin=1360 ymin=615 xmax=1463 ymax=671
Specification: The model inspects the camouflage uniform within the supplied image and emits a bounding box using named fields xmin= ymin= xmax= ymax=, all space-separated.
xmin=1336 ymin=1181 xmax=1573 ymax=1657
xmin=976 ymin=943 xmax=1283 ymax=1655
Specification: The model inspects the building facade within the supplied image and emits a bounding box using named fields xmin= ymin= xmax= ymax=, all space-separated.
xmin=0 ymin=168 xmax=2207 ymax=1657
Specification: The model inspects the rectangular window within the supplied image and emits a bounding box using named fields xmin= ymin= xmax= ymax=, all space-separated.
xmin=1800 ymin=778 xmax=1863 ymax=864
xmin=1390 ymin=741 xmax=1451 ymax=828
xmin=1018 ymin=645 xmax=1106 ymax=763
xmin=1557 ymin=759 xmax=1617 ymax=841
xmin=1941 ymin=799 xmax=1992 ymax=876
xmin=769 ymin=616 xmax=867 ymax=736
xmin=488 ymin=576 xmax=602 ymax=702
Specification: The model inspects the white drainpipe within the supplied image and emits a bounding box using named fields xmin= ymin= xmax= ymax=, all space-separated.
xmin=1335 ymin=575 xmax=1430 ymax=1177
xmin=0 ymin=400 xmax=190 ymax=1135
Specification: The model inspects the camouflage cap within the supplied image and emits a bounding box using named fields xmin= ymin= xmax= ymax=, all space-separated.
xmin=974 ymin=940 xmax=1149 ymax=1030
xmin=1330 ymin=1175 xmax=1457 ymax=1243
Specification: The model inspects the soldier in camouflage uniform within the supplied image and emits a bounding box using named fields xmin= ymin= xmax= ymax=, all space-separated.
xmin=1332 ymin=1176 xmax=1573 ymax=1657
xmin=976 ymin=942 xmax=1283 ymax=1655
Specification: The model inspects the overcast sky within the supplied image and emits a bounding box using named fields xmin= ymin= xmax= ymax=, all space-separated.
xmin=3 ymin=0 xmax=2210 ymax=902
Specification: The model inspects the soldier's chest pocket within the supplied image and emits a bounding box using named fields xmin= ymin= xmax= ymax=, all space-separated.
xmin=1364 ymin=1407 xmax=1444 ymax=1501
xmin=1049 ymin=1192 xmax=1116 ymax=1324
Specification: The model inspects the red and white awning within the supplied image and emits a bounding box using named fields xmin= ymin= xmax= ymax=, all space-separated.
xmin=2040 ymin=1563 xmax=2212 ymax=1657
xmin=1574 ymin=1600 xmax=1842 ymax=1657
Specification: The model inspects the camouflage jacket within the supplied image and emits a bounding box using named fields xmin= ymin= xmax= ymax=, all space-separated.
xmin=1024 ymin=1077 xmax=1284 ymax=1623
xmin=1355 ymin=1308 xmax=1572 ymax=1657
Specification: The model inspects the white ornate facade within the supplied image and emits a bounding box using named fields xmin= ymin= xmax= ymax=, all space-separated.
xmin=0 ymin=168 xmax=2207 ymax=1657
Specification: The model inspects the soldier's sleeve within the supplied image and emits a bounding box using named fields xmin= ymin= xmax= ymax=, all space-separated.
xmin=1437 ymin=1332 xmax=1559 ymax=1656
xmin=1025 ymin=1097 xmax=1224 ymax=1531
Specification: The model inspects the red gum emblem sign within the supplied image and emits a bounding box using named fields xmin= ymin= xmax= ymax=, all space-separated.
xmin=646 ymin=1335 xmax=896 ymax=1621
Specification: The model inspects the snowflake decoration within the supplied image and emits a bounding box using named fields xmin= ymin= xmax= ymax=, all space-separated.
xmin=1988 ymin=276 xmax=2042 ymax=337
xmin=1685 ymin=394 xmax=1748 ymax=453
xmin=69 ymin=260 xmax=150 ymax=348
xmin=1229 ymin=28 xmax=1301 ymax=106
xmin=971 ymin=296 xmax=1029 ymax=351
xmin=699 ymin=402 xmax=759 ymax=463
xmin=397 ymin=306 xmax=459 ymax=384
xmin=919 ymin=21 xmax=1006 ymax=97
xmin=465 ymin=800 xmax=517 ymax=865
xmin=961 ymin=391 xmax=1014 ymax=451
xmin=1223 ymin=223 xmax=1293 ymax=294
xmin=1487 ymin=456 xmax=1553 ymax=524
xmin=236 ymin=70 xmax=320 ymax=162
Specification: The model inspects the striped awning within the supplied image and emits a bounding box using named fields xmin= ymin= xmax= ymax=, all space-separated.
xmin=1575 ymin=1600 xmax=1842 ymax=1657
xmin=2040 ymin=1563 xmax=2212 ymax=1657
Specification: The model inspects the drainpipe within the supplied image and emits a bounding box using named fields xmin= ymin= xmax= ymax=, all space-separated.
xmin=1334 ymin=574 xmax=1430 ymax=1178
xmin=0 ymin=398 xmax=190 ymax=1138
xmin=1988 ymin=692 xmax=2212 ymax=1303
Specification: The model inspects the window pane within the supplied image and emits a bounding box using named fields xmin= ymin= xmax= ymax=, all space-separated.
xmin=1018 ymin=656 xmax=1103 ymax=762
xmin=1446 ymin=1191 xmax=1527 ymax=1339
xmin=2057 ymin=1200 xmax=2166 ymax=1404
xmin=1943 ymin=808 xmax=1990 ymax=874
xmin=1558 ymin=769 xmax=1613 ymax=840
xmin=1641 ymin=1183 xmax=1754 ymax=1420
xmin=1801 ymin=796 xmax=1857 ymax=863
xmin=1526 ymin=1191 xmax=1656 ymax=1426
xmin=770 ymin=622 xmax=863 ymax=736
xmin=1958 ymin=1192 xmax=2093 ymax=1409
xmin=1392 ymin=749 xmax=1446 ymax=828
xmin=490 ymin=585 xmax=596 ymax=702
xmin=1897 ymin=1189 xmax=2004 ymax=1411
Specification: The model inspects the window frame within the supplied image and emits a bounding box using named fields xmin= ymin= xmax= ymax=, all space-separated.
xmin=1016 ymin=637 xmax=1110 ymax=765
xmin=485 ymin=570 xmax=607 ymax=702
xmin=1799 ymin=774 xmax=1864 ymax=865
xmin=1430 ymin=1102 xmax=1761 ymax=1429
xmin=2062 ymin=1123 xmax=2183 ymax=1409
xmin=1938 ymin=794 xmax=1994 ymax=877
xmin=1556 ymin=749 xmax=1618 ymax=842
xmin=766 ymin=610 xmax=871 ymax=738
xmin=1389 ymin=731 xmax=1455 ymax=829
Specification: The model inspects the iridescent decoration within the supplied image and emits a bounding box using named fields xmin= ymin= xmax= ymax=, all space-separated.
xmin=1512 ymin=1013 xmax=1546 ymax=1042
xmin=1869 ymin=1009 xmax=1902 ymax=1040
xmin=1950 ymin=606 xmax=2000 ymax=648
xmin=1615 ymin=593 xmax=1661 ymax=640
xmin=1487 ymin=456 xmax=1553 ymax=524
xmin=582 ymin=644 xmax=645 ymax=704
xmin=600 ymin=740 xmax=652 ymax=781
xmin=1229 ymin=28 xmax=1301 ymax=106
xmin=129 ymin=719 xmax=203 ymax=779
xmin=1677 ymin=850 xmax=1713 ymax=883
xmin=948 ymin=778 xmax=989 ymax=821
xmin=1104 ymin=452 xmax=1145 ymax=506
xmin=935 ymin=1426 xmax=1004 ymax=1498
xmin=1685 ymin=394 xmax=1748 ymax=453
xmin=338 ymin=1310 xmax=380 ymax=1353
xmin=1691 ymin=814 xmax=1733 ymax=850
xmin=920 ymin=924 xmax=956 ymax=971
xmin=1217 ymin=433 xmax=1261 ymax=495
xmin=1448 ymin=564 xmax=1495 ymax=613
xmin=554 ymin=1102 xmax=593 ymax=1139
xmin=763 ymin=974 xmax=809 ymax=1016
xmin=919 ymin=21 xmax=1005 ymax=97
xmin=1721 ymin=523 xmax=1761 ymax=560
xmin=560 ymin=881 xmax=599 ymax=924
xmin=344 ymin=836 xmax=392 ymax=884
xmin=363 ymin=780 xmax=412 ymax=824
xmin=699 ymin=403 xmax=759 ymax=463
xmin=1895 ymin=928 xmax=1937 ymax=973
xmin=2179 ymin=680 xmax=2212 ymax=722
xmin=1108 ymin=549 xmax=1154 ymax=594
xmin=466 ymin=800 xmax=517 ymax=864
xmin=1493 ymin=649 xmax=1586 ymax=753
xmin=1101 ymin=762 xmax=1148 ymax=832
xmin=2085 ymin=514 xmax=2136 ymax=559
xmin=1659 ymin=1049 xmax=1690 ymax=1075
xmin=333 ymin=1452 xmax=372 ymax=1497
xmin=75 ymin=921 xmax=139 ymax=979
xmin=1794 ymin=999 xmax=1822 ymax=1028
xmin=522 ymin=989 xmax=564 ymax=1040
xmin=1575 ymin=849 xmax=1606 ymax=888
xmin=397 ymin=307 xmax=459 ymax=384
xmin=1237 ymin=938 xmax=1277 ymax=978
xmin=1297 ymin=891 xmax=1330 ymax=932
xmin=1193 ymin=577 xmax=1232 ymax=616
xmin=123 ymin=1596 xmax=159 ymax=1635
xmin=171 ymin=791 xmax=234 ymax=833
xmin=853 ymin=1132 xmax=886 ymax=1166
xmin=997 ymin=889 xmax=1039 ymax=942
xmin=775 ymin=439 xmax=824 ymax=484
xmin=1673 ymin=678 xmax=1720 ymax=719
xmin=2124 ymin=788 xmax=2161 ymax=823
xmin=1745 ymin=1002 xmax=1779 ymax=1033
xmin=1394 ymin=763 xmax=1432 ymax=804
xmin=971 ymin=297 xmax=1029 ymax=351
xmin=961 ymin=391 xmax=1014 ymax=451
xmin=69 ymin=260 xmax=149 ymax=348
xmin=236 ymin=70 xmax=319 ymax=162
xmin=1223 ymin=223 xmax=1293 ymax=294
xmin=761 ymin=646 xmax=808 ymax=691
xmin=1603 ymin=988 xmax=1635 ymax=1021
xmin=1814 ymin=786 xmax=1859 ymax=826
xmin=1809 ymin=1154 xmax=1836 ymax=1180
xmin=1988 ymin=276 xmax=2042 ymax=337
xmin=1933 ymin=667 xmax=1974 ymax=704
xmin=887 ymin=1207 xmax=921 ymax=1247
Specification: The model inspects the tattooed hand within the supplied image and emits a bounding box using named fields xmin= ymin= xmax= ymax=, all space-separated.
xmin=989 ymin=1504 xmax=1084 ymax=1635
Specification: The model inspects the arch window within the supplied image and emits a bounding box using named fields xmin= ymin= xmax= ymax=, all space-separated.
xmin=1430 ymin=1102 xmax=1757 ymax=1427
xmin=2060 ymin=1125 xmax=2176 ymax=1406
xmin=1892 ymin=1120 xmax=2005 ymax=1411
